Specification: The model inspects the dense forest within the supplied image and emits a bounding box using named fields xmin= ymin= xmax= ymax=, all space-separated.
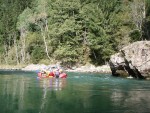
xmin=0 ymin=0 xmax=150 ymax=67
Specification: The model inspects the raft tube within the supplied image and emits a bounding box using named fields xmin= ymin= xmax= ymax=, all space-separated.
xmin=37 ymin=72 xmax=49 ymax=78
xmin=37 ymin=72 xmax=67 ymax=78
xmin=59 ymin=73 xmax=67 ymax=78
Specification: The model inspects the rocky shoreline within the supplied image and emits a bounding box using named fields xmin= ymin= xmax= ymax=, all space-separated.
xmin=0 ymin=64 xmax=111 ymax=73
xmin=0 ymin=65 xmax=23 ymax=71
xmin=65 ymin=65 xmax=111 ymax=73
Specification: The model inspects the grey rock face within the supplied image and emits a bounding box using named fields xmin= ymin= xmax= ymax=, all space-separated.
xmin=109 ymin=41 xmax=150 ymax=79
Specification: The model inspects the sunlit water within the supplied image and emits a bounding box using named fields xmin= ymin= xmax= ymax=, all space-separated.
xmin=0 ymin=70 xmax=150 ymax=113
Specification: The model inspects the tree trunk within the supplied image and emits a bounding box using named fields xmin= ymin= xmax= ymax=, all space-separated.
xmin=14 ymin=33 xmax=19 ymax=65
xmin=39 ymin=24 xmax=51 ymax=60
xmin=3 ymin=43 xmax=8 ymax=64
xmin=20 ymin=28 xmax=26 ymax=63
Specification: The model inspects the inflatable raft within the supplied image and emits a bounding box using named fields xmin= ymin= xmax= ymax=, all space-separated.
xmin=37 ymin=71 xmax=67 ymax=78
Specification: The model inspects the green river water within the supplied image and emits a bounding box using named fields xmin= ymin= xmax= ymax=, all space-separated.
xmin=0 ymin=70 xmax=150 ymax=113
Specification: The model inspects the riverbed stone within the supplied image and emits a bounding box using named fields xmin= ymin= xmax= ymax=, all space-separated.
xmin=109 ymin=41 xmax=150 ymax=79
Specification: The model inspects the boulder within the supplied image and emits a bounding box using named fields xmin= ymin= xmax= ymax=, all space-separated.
xmin=109 ymin=41 xmax=150 ymax=79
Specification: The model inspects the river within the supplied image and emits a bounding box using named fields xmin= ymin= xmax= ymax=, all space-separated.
xmin=0 ymin=70 xmax=150 ymax=113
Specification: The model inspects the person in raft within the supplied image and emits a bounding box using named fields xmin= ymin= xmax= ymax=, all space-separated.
xmin=59 ymin=69 xmax=67 ymax=78
xmin=54 ymin=69 xmax=60 ymax=78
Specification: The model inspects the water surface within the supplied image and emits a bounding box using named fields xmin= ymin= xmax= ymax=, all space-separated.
xmin=0 ymin=70 xmax=150 ymax=113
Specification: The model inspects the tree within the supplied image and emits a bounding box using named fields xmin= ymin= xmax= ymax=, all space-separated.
xmin=143 ymin=0 xmax=150 ymax=40
xmin=32 ymin=0 xmax=51 ymax=60
xmin=17 ymin=7 xmax=33 ymax=63
xmin=79 ymin=0 xmax=122 ymax=64
xmin=0 ymin=0 xmax=32 ymax=64
xmin=130 ymin=0 xmax=146 ymax=40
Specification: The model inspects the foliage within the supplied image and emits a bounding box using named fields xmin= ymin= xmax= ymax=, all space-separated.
xmin=16 ymin=7 xmax=33 ymax=31
xmin=129 ymin=30 xmax=141 ymax=42
xmin=31 ymin=46 xmax=46 ymax=64
xmin=0 ymin=0 xmax=150 ymax=66
xmin=53 ymin=44 xmax=79 ymax=66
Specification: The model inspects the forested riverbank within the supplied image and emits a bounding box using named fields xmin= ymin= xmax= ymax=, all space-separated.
xmin=0 ymin=0 xmax=150 ymax=68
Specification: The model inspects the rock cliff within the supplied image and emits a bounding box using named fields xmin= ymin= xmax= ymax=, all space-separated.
xmin=109 ymin=41 xmax=150 ymax=79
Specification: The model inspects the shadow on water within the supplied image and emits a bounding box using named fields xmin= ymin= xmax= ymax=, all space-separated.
xmin=0 ymin=70 xmax=150 ymax=113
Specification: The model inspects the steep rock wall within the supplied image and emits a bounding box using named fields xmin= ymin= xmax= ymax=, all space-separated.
xmin=109 ymin=41 xmax=150 ymax=79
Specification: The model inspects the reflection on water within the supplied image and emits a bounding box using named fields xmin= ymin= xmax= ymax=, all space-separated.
xmin=0 ymin=74 xmax=31 ymax=113
xmin=0 ymin=71 xmax=150 ymax=113
xmin=110 ymin=83 xmax=150 ymax=112
xmin=37 ymin=78 xmax=66 ymax=91
xmin=37 ymin=78 xmax=67 ymax=113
